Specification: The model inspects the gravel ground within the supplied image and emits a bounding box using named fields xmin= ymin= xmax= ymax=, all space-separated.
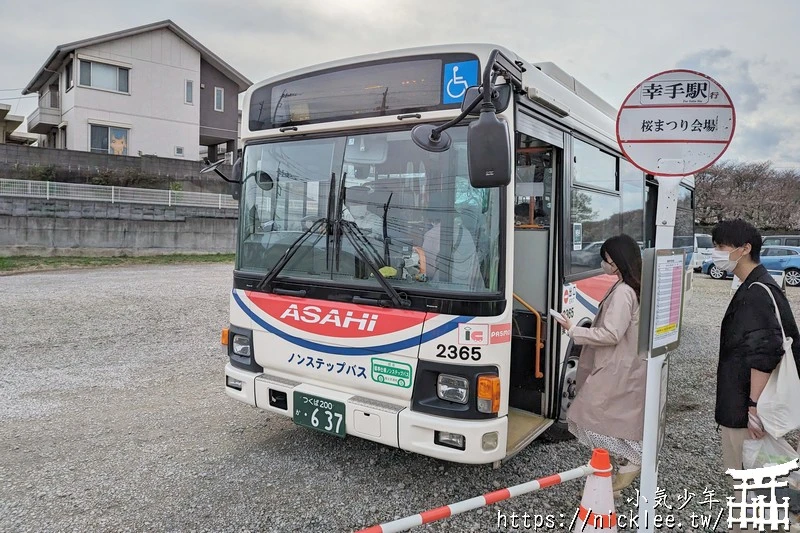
xmin=1 ymin=265 xmax=798 ymax=532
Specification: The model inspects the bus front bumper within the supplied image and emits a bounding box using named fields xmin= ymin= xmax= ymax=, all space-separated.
xmin=224 ymin=363 xmax=508 ymax=464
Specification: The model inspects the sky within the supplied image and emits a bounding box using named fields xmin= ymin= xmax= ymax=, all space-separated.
xmin=2 ymin=0 xmax=798 ymax=169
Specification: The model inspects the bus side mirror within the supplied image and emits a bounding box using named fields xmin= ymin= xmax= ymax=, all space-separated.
xmin=467 ymin=110 xmax=511 ymax=188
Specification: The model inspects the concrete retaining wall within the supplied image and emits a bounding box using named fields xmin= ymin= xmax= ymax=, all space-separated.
xmin=0 ymin=144 xmax=233 ymax=194
xmin=0 ymin=197 xmax=238 ymax=257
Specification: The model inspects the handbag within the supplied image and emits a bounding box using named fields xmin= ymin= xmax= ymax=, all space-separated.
xmin=749 ymin=282 xmax=800 ymax=438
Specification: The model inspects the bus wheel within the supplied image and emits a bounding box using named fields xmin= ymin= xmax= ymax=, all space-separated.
xmin=542 ymin=352 xmax=579 ymax=442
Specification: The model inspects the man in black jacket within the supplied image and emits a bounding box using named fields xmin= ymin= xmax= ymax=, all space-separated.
xmin=711 ymin=220 xmax=800 ymax=490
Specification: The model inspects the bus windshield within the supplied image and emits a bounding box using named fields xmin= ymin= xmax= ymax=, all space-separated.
xmin=238 ymin=126 xmax=501 ymax=294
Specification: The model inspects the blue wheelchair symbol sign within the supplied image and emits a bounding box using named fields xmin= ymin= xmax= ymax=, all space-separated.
xmin=443 ymin=60 xmax=479 ymax=104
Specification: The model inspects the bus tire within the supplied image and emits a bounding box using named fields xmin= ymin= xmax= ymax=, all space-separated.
xmin=542 ymin=344 xmax=582 ymax=443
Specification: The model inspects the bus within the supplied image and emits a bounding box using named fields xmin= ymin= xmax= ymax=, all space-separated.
xmin=214 ymin=44 xmax=694 ymax=466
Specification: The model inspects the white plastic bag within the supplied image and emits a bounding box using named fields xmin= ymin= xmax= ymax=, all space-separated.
xmin=750 ymin=283 xmax=800 ymax=438
xmin=742 ymin=434 xmax=799 ymax=470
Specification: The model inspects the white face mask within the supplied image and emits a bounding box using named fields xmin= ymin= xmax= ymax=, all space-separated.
xmin=601 ymin=260 xmax=617 ymax=275
xmin=711 ymin=247 xmax=742 ymax=272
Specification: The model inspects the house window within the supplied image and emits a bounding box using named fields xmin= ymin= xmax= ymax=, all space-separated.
xmin=65 ymin=60 xmax=73 ymax=91
xmin=214 ymin=87 xmax=224 ymax=112
xmin=175 ymin=146 xmax=184 ymax=157
xmin=185 ymin=80 xmax=193 ymax=104
xmin=90 ymin=125 xmax=129 ymax=155
xmin=79 ymin=60 xmax=130 ymax=93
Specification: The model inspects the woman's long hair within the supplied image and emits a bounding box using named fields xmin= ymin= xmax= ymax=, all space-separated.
xmin=600 ymin=234 xmax=642 ymax=301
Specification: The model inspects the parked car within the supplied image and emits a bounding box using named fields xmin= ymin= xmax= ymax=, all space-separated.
xmin=701 ymin=245 xmax=800 ymax=287
xmin=694 ymin=233 xmax=713 ymax=272
xmin=572 ymin=241 xmax=604 ymax=268
xmin=762 ymin=235 xmax=800 ymax=247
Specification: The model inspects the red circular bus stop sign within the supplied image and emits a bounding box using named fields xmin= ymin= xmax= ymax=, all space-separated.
xmin=616 ymin=69 xmax=735 ymax=176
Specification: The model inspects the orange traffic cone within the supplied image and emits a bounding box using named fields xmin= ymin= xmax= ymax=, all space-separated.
xmin=574 ymin=449 xmax=617 ymax=532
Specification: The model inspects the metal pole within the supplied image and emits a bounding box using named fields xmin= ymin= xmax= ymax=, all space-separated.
xmin=112 ymin=186 xmax=115 ymax=204
xmin=168 ymin=189 xmax=172 ymax=207
xmin=46 ymin=181 xmax=50 ymax=200
xmin=218 ymin=194 xmax=222 ymax=209
xmin=638 ymin=353 xmax=666 ymax=533
xmin=654 ymin=177 xmax=683 ymax=249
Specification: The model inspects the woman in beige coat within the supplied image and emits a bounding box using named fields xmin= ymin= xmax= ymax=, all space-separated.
xmin=555 ymin=234 xmax=645 ymax=492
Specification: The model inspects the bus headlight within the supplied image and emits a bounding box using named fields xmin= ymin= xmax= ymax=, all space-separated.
xmin=436 ymin=374 xmax=469 ymax=404
xmin=232 ymin=334 xmax=252 ymax=357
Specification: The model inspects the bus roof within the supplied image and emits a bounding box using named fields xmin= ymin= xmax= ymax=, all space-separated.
xmin=243 ymin=44 xmax=618 ymax=144
xmin=241 ymin=43 xmax=695 ymax=184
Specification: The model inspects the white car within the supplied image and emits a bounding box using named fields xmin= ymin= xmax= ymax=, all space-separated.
xmin=694 ymin=233 xmax=713 ymax=271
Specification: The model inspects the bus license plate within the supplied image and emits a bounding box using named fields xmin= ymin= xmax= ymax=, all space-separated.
xmin=292 ymin=392 xmax=346 ymax=438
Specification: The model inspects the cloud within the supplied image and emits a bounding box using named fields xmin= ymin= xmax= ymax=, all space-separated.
xmin=676 ymin=48 xmax=765 ymax=113
xmin=2 ymin=1 xmax=798 ymax=168
xmin=725 ymin=122 xmax=795 ymax=164
xmin=740 ymin=123 xmax=789 ymax=153
xmin=787 ymin=85 xmax=800 ymax=106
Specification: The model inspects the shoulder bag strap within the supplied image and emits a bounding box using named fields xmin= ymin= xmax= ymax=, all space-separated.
xmin=749 ymin=281 xmax=788 ymax=341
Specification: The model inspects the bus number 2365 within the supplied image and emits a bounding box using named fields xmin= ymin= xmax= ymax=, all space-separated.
xmin=436 ymin=345 xmax=482 ymax=361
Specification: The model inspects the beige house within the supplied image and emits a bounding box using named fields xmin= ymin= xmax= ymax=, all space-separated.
xmin=22 ymin=20 xmax=251 ymax=161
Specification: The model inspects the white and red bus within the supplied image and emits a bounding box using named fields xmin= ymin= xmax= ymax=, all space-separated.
xmin=215 ymin=44 xmax=695 ymax=466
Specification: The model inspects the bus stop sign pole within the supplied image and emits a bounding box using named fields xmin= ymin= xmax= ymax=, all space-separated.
xmin=637 ymin=245 xmax=686 ymax=533
xmin=615 ymin=69 xmax=736 ymax=533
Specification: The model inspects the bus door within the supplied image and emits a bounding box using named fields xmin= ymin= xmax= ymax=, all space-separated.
xmin=506 ymin=112 xmax=564 ymax=455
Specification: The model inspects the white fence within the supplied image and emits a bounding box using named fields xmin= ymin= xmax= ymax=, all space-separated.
xmin=0 ymin=178 xmax=239 ymax=210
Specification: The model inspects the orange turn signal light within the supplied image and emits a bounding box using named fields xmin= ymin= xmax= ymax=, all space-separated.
xmin=221 ymin=328 xmax=229 ymax=346
xmin=477 ymin=375 xmax=501 ymax=414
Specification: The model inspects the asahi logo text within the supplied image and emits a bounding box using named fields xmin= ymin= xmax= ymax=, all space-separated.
xmin=279 ymin=304 xmax=379 ymax=332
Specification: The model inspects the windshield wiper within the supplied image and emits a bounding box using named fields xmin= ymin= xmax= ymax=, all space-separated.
xmin=339 ymin=221 xmax=410 ymax=308
xmin=330 ymin=171 xmax=408 ymax=308
xmin=325 ymin=172 xmax=337 ymax=266
xmin=343 ymin=217 xmax=385 ymax=268
xmin=257 ymin=217 xmax=327 ymax=291
xmin=382 ymin=191 xmax=392 ymax=265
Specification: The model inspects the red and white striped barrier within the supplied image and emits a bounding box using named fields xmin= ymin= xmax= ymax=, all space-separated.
xmin=355 ymin=460 xmax=600 ymax=533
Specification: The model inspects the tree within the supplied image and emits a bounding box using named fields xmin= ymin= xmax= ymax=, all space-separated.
xmin=695 ymin=161 xmax=800 ymax=231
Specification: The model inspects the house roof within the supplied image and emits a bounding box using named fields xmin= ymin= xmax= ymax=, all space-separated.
xmin=0 ymin=103 xmax=24 ymax=131
xmin=0 ymin=103 xmax=30 ymax=144
xmin=23 ymin=19 xmax=252 ymax=94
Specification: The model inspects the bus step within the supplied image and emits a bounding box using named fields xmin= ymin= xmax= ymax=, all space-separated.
xmin=505 ymin=408 xmax=553 ymax=458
